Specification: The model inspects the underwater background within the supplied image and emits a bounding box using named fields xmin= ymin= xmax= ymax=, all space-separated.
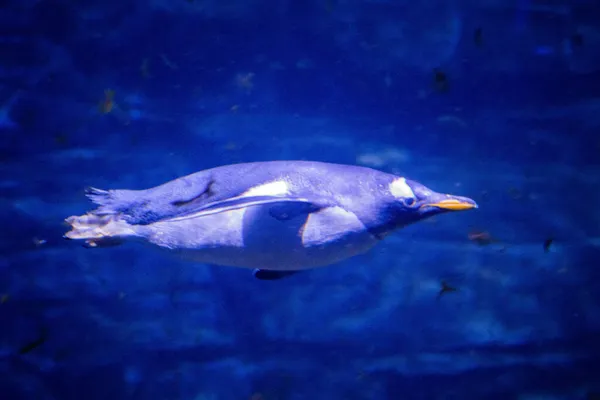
xmin=2 ymin=0 xmax=600 ymax=399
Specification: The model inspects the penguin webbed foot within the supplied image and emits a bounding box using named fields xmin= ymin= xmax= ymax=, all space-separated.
xmin=252 ymin=269 xmax=300 ymax=281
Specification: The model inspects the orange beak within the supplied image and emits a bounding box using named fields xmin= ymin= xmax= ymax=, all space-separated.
xmin=426 ymin=198 xmax=478 ymax=211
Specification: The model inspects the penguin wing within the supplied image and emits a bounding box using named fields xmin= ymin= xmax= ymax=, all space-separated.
xmin=161 ymin=195 xmax=325 ymax=222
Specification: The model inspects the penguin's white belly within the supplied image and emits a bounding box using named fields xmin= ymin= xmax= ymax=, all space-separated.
xmin=141 ymin=204 xmax=379 ymax=270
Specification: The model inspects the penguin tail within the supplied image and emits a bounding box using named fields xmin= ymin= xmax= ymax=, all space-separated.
xmin=63 ymin=213 xmax=137 ymax=248
xmin=85 ymin=186 xmax=140 ymax=216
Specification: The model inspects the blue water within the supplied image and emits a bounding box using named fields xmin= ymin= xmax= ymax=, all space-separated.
xmin=2 ymin=1 xmax=600 ymax=399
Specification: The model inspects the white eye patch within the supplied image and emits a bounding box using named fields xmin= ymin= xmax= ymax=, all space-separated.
xmin=388 ymin=177 xmax=415 ymax=199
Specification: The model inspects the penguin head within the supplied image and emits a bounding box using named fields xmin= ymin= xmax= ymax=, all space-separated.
xmin=385 ymin=177 xmax=477 ymax=228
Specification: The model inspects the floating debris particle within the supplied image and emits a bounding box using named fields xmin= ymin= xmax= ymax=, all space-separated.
xmin=474 ymin=27 xmax=483 ymax=47
xmin=433 ymin=68 xmax=448 ymax=92
xmin=543 ymin=238 xmax=554 ymax=253
xmin=437 ymin=280 xmax=458 ymax=300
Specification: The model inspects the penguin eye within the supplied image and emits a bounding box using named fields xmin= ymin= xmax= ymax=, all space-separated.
xmin=403 ymin=197 xmax=416 ymax=207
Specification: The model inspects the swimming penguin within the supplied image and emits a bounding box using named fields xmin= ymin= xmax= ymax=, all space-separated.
xmin=64 ymin=161 xmax=477 ymax=280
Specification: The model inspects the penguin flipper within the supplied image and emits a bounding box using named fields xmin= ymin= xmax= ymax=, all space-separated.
xmin=252 ymin=269 xmax=300 ymax=281
xmin=165 ymin=196 xmax=324 ymax=222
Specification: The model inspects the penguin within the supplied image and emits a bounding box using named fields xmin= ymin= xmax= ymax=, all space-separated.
xmin=64 ymin=161 xmax=477 ymax=280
